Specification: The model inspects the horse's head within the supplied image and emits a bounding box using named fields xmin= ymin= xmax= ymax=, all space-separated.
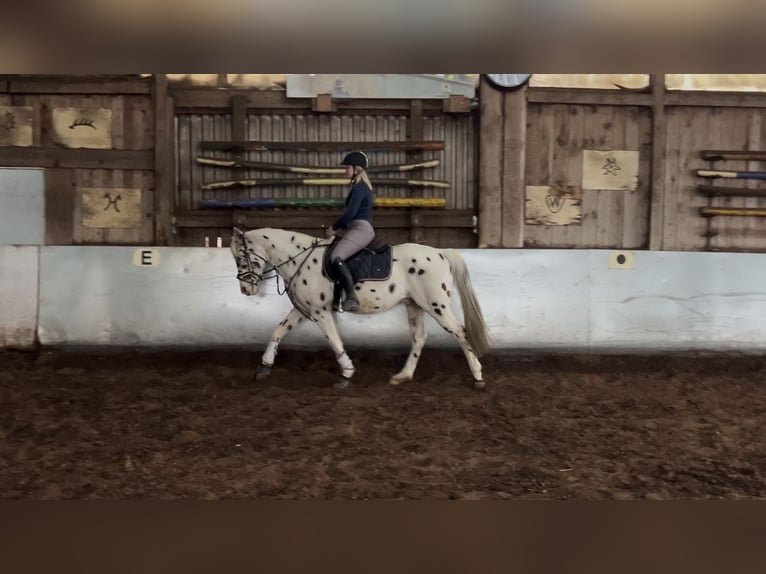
xmin=230 ymin=227 xmax=268 ymax=296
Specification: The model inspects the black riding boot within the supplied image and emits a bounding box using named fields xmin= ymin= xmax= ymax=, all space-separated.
xmin=332 ymin=257 xmax=359 ymax=312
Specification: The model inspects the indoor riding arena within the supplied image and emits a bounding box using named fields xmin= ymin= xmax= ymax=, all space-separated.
xmin=1 ymin=74 xmax=765 ymax=500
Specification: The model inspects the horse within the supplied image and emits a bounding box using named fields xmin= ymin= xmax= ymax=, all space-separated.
xmin=230 ymin=227 xmax=491 ymax=389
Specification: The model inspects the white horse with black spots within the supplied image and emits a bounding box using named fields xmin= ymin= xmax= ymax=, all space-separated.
xmin=230 ymin=227 xmax=491 ymax=389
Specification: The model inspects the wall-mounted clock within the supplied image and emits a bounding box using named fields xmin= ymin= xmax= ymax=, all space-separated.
xmin=484 ymin=74 xmax=532 ymax=90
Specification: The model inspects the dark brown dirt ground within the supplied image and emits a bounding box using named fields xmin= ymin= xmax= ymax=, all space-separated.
xmin=0 ymin=347 xmax=764 ymax=500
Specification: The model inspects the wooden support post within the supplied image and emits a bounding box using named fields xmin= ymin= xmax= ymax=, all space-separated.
xmin=44 ymin=168 xmax=76 ymax=245
xmin=153 ymin=74 xmax=175 ymax=245
xmin=410 ymin=210 xmax=424 ymax=244
xmin=648 ymin=73 xmax=667 ymax=250
xmin=478 ymin=76 xmax=504 ymax=248
xmin=500 ymin=84 xmax=527 ymax=248
xmin=408 ymin=99 xmax=425 ymax=242
xmin=230 ymin=95 xmax=247 ymax=159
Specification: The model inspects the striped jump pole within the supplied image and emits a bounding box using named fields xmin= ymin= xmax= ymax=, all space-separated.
xmin=200 ymin=197 xmax=447 ymax=209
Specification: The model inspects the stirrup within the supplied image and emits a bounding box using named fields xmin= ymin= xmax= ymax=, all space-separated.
xmin=342 ymin=298 xmax=359 ymax=312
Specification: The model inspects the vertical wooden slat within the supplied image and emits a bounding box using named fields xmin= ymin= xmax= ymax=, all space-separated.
xmin=500 ymin=85 xmax=527 ymax=248
xmin=44 ymin=168 xmax=75 ymax=245
xmin=478 ymin=77 xmax=503 ymax=248
xmin=648 ymin=74 xmax=667 ymax=250
xmin=153 ymin=74 xmax=174 ymax=245
xmin=230 ymin=94 xmax=246 ymax=148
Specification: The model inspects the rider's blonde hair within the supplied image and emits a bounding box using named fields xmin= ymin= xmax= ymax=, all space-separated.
xmin=353 ymin=166 xmax=373 ymax=191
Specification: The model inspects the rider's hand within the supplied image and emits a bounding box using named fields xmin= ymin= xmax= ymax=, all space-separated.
xmin=325 ymin=226 xmax=335 ymax=238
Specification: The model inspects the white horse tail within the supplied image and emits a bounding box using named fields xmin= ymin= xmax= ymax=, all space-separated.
xmin=443 ymin=249 xmax=491 ymax=357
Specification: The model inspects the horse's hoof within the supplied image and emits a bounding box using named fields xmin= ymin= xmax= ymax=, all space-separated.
xmin=255 ymin=364 xmax=272 ymax=381
xmin=473 ymin=380 xmax=486 ymax=390
xmin=388 ymin=376 xmax=409 ymax=386
xmin=333 ymin=377 xmax=352 ymax=389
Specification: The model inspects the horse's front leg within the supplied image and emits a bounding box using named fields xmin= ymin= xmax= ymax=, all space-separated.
xmin=256 ymin=307 xmax=304 ymax=381
xmin=313 ymin=313 xmax=355 ymax=389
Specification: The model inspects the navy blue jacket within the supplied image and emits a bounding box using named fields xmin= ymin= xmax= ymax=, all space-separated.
xmin=332 ymin=181 xmax=374 ymax=230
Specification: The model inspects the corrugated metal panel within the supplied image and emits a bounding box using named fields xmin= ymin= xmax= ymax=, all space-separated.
xmin=32 ymin=245 xmax=766 ymax=352
xmin=0 ymin=245 xmax=38 ymax=348
xmin=177 ymin=111 xmax=478 ymax=211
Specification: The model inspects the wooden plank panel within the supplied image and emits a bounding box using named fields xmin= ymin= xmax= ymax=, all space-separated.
xmin=44 ymin=168 xmax=75 ymax=245
xmin=623 ymin=107 xmax=651 ymax=248
xmin=500 ymin=86 xmax=526 ymax=248
xmin=477 ymin=77 xmax=503 ymax=248
xmin=678 ymin=108 xmax=712 ymax=250
xmin=0 ymin=147 xmax=153 ymax=169
xmin=595 ymin=105 xmax=623 ymax=247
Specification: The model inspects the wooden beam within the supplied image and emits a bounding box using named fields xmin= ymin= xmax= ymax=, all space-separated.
xmin=0 ymin=80 xmax=8 ymax=92
xmin=500 ymin=84 xmax=527 ymax=248
xmin=0 ymin=147 xmax=153 ymax=169
xmin=169 ymin=87 xmax=448 ymax=113
xmin=44 ymin=168 xmax=75 ymax=245
xmin=665 ymin=91 xmax=766 ymax=108
xmin=648 ymin=74 xmax=667 ymax=250
xmin=527 ymin=88 xmax=653 ymax=107
xmin=153 ymin=74 xmax=175 ymax=245
xmin=8 ymin=76 xmax=151 ymax=95
xmin=174 ymin=209 xmax=475 ymax=229
xmin=407 ymin=98 xmax=425 ymax=245
xmin=478 ymin=76 xmax=504 ymax=248
xmin=230 ymin=95 xmax=247 ymax=143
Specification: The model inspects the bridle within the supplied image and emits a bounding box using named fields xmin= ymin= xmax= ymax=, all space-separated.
xmin=234 ymin=234 xmax=332 ymax=296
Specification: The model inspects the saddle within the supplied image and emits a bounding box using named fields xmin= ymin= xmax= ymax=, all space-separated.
xmin=323 ymin=236 xmax=393 ymax=284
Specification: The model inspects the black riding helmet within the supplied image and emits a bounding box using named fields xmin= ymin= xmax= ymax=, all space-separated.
xmin=341 ymin=151 xmax=369 ymax=170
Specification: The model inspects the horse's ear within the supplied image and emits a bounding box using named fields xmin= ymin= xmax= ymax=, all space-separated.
xmin=233 ymin=227 xmax=244 ymax=237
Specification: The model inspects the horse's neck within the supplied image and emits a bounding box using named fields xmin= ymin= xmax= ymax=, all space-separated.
xmin=260 ymin=231 xmax=318 ymax=269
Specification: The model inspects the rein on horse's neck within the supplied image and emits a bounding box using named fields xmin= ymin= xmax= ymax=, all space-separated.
xmin=253 ymin=231 xmax=328 ymax=292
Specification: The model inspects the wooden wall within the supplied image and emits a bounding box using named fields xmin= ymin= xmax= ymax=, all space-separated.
xmin=0 ymin=75 xmax=157 ymax=245
xmin=480 ymin=77 xmax=766 ymax=253
xmin=5 ymin=75 xmax=766 ymax=253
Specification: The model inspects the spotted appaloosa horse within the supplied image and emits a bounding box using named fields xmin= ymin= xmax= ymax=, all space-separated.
xmin=230 ymin=227 xmax=491 ymax=389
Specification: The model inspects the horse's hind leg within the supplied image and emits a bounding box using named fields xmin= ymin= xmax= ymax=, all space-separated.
xmin=257 ymin=307 xmax=304 ymax=381
xmin=389 ymin=302 xmax=427 ymax=385
xmin=425 ymin=306 xmax=485 ymax=389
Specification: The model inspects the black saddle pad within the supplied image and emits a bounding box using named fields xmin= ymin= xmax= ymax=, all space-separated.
xmin=323 ymin=237 xmax=393 ymax=283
